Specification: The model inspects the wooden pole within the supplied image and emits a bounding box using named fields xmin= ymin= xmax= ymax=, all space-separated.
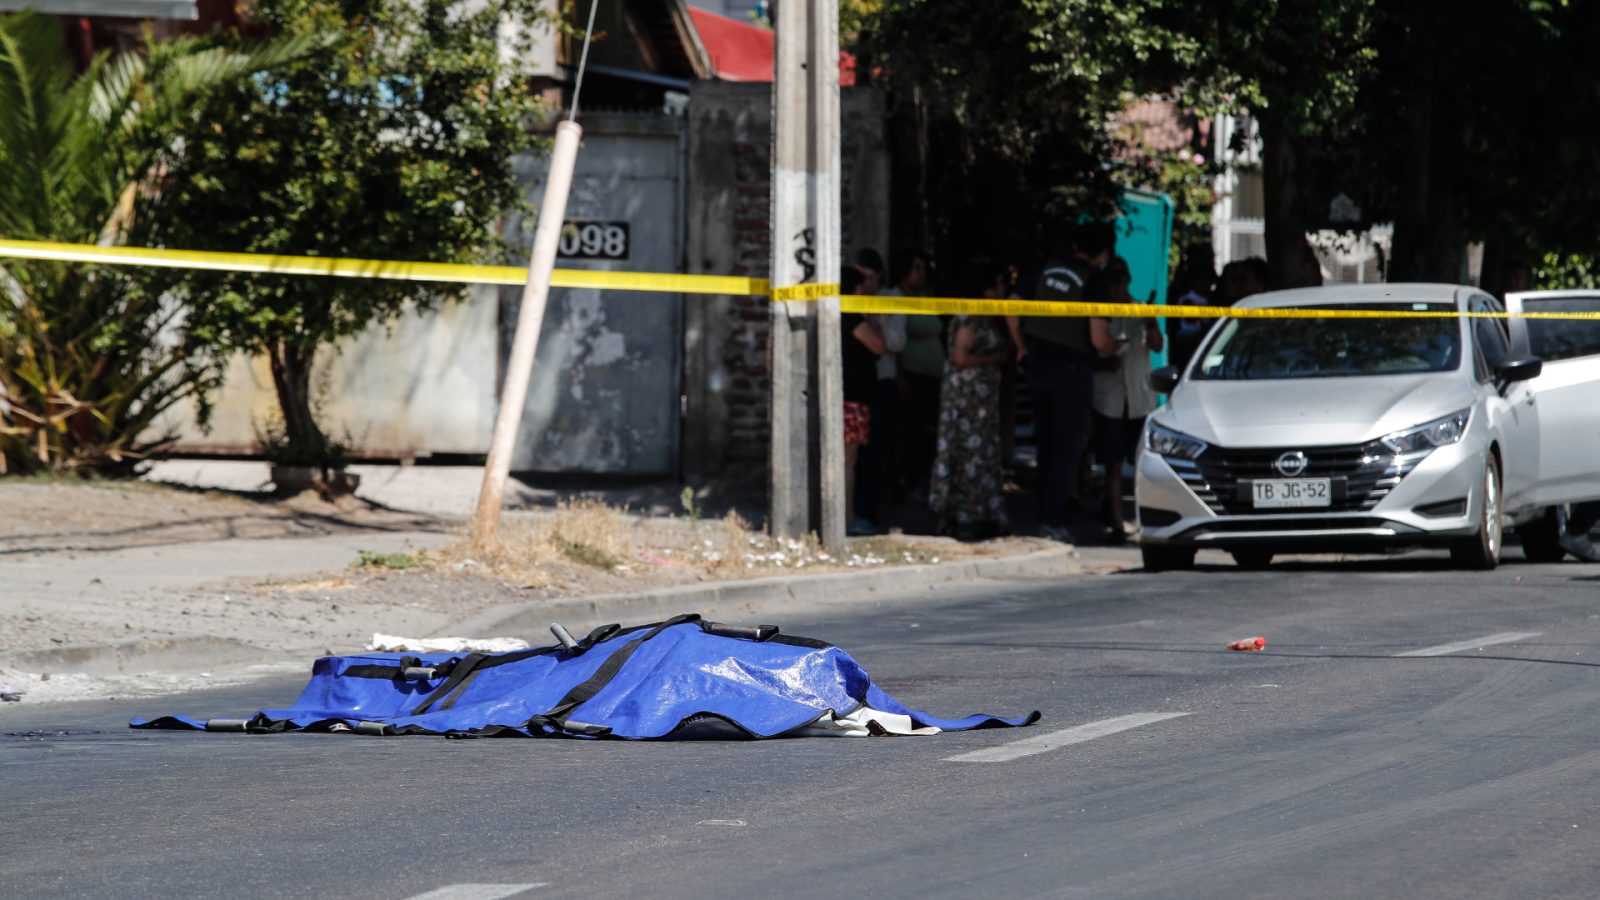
xmin=472 ymin=120 xmax=584 ymax=544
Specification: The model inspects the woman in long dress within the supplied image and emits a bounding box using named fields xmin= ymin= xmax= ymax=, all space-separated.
xmin=929 ymin=262 xmax=1012 ymax=539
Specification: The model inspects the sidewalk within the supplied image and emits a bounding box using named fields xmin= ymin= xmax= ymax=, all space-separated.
xmin=143 ymin=459 xmax=762 ymax=520
xmin=0 ymin=469 xmax=1081 ymax=705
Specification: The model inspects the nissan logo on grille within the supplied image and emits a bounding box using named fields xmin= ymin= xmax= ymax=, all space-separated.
xmin=1274 ymin=451 xmax=1309 ymax=477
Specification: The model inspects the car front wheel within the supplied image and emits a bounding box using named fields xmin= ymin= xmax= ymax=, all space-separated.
xmin=1451 ymin=454 xmax=1502 ymax=570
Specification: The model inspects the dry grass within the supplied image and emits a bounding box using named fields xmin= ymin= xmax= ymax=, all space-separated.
xmin=353 ymin=549 xmax=427 ymax=570
xmin=428 ymin=499 xmax=1023 ymax=595
xmin=543 ymin=498 xmax=627 ymax=568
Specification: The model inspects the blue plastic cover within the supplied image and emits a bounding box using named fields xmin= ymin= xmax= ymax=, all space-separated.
xmin=131 ymin=616 xmax=1039 ymax=739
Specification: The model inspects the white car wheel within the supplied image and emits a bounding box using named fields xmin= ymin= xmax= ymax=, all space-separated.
xmin=1451 ymin=455 xmax=1502 ymax=570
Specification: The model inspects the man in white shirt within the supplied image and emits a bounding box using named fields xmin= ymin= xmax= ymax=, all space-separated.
xmin=1090 ymin=257 xmax=1163 ymax=544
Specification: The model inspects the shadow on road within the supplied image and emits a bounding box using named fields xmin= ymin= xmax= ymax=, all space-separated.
xmin=1109 ymin=552 xmax=1598 ymax=576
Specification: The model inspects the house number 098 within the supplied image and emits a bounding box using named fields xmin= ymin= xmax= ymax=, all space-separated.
xmin=559 ymin=221 xmax=630 ymax=260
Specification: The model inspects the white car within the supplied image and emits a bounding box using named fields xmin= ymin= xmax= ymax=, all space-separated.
xmin=1136 ymin=283 xmax=1600 ymax=570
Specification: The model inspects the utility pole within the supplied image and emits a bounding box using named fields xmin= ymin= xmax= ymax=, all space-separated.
xmin=472 ymin=120 xmax=583 ymax=545
xmin=473 ymin=0 xmax=600 ymax=545
xmin=769 ymin=0 xmax=845 ymax=550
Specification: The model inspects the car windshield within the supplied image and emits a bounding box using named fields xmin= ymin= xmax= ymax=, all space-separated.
xmin=1192 ymin=303 xmax=1462 ymax=380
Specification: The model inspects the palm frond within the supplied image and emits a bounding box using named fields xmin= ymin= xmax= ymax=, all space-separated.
xmin=0 ymin=11 xmax=78 ymax=238
xmin=0 ymin=12 xmax=322 ymax=475
xmin=97 ymin=31 xmax=329 ymax=143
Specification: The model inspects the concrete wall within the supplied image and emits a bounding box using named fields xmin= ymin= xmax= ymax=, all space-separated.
xmin=159 ymin=286 xmax=500 ymax=460
xmin=158 ymin=114 xmax=691 ymax=468
xmin=682 ymin=81 xmax=889 ymax=479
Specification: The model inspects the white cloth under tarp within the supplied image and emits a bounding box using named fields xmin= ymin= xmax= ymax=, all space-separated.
xmin=367 ymin=634 xmax=531 ymax=654
xmin=796 ymin=706 xmax=943 ymax=737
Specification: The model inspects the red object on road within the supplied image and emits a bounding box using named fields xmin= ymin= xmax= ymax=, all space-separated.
xmin=1227 ymin=636 xmax=1267 ymax=652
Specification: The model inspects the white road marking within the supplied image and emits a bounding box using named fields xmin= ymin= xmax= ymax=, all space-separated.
xmin=944 ymin=712 xmax=1190 ymax=763
xmin=404 ymin=884 xmax=546 ymax=900
xmin=1393 ymin=631 xmax=1542 ymax=658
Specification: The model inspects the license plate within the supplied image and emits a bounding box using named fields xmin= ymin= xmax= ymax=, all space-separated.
xmin=1251 ymin=478 xmax=1332 ymax=508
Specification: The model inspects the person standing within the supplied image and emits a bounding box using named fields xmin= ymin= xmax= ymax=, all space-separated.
xmin=851 ymin=247 xmax=895 ymax=532
xmin=928 ymin=262 xmax=1012 ymax=540
xmin=1090 ymin=257 xmax=1163 ymax=544
xmin=1217 ymin=257 xmax=1268 ymax=305
xmin=1560 ymin=504 xmax=1600 ymax=562
xmin=884 ymin=249 xmax=941 ymax=504
xmin=1006 ymin=221 xmax=1115 ymax=541
xmin=1166 ymin=243 xmax=1216 ymax=373
xmin=839 ymin=265 xmax=886 ymax=534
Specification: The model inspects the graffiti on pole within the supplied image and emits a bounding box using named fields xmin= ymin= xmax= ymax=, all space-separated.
xmin=793 ymin=227 xmax=816 ymax=283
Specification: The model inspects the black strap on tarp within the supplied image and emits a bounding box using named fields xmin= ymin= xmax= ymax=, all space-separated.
xmin=340 ymin=614 xmax=835 ymax=732
xmin=409 ymin=622 xmax=633 ymax=715
xmin=528 ymin=613 xmax=703 ymax=734
xmin=409 ymin=652 xmax=490 ymax=716
xmin=345 ymin=656 xmax=431 ymax=679
xmin=523 ymin=616 xmax=841 ymax=737
xmin=183 ymin=615 xmax=853 ymax=739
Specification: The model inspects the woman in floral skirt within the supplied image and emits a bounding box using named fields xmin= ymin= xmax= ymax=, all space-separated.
xmin=929 ymin=261 xmax=1012 ymax=539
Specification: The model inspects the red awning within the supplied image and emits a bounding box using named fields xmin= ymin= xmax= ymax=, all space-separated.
xmin=686 ymin=7 xmax=856 ymax=86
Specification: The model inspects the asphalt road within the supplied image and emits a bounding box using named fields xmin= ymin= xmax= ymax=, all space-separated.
xmin=5 ymin=548 xmax=1600 ymax=899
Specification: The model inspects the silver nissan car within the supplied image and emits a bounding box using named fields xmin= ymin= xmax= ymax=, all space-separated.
xmin=1136 ymin=283 xmax=1600 ymax=571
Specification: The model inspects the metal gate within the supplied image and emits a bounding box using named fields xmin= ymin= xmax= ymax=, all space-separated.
xmin=509 ymin=114 xmax=685 ymax=474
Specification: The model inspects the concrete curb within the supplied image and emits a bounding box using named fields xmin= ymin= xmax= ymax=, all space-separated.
xmin=459 ymin=544 xmax=1081 ymax=637
xmin=4 ymin=636 xmax=275 ymax=677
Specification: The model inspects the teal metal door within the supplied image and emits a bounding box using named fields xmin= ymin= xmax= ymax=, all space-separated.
xmin=1114 ymin=188 xmax=1175 ymax=369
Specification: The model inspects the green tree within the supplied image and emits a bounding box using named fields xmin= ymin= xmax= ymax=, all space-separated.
xmin=138 ymin=0 xmax=551 ymax=466
xmin=863 ymin=0 xmax=1600 ymax=292
xmin=0 ymin=11 xmax=311 ymax=475
xmin=839 ymin=0 xmax=883 ymax=45
xmin=864 ymin=0 xmax=1203 ymax=269
xmin=1294 ymin=0 xmax=1567 ymax=285
xmin=1369 ymin=1 xmax=1600 ymax=288
xmin=1162 ymin=0 xmax=1377 ymax=288
xmin=1174 ymin=1 xmax=1600 ymax=289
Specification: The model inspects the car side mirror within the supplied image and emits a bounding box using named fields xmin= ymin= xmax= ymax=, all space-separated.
xmin=1497 ymin=357 xmax=1542 ymax=383
xmin=1149 ymin=366 xmax=1181 ymax=394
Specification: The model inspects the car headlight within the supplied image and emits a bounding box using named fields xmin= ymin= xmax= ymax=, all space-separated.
xmin=1380 ymin=409 xmax=1471 ymax=454
xmin=1146 ymin=422 xmax=1208 ymax=460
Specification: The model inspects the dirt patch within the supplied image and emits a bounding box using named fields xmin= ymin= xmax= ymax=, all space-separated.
xmin=0 ymin=477 xmax=442 ymax=554
xmin=244 ymin=506 xmax=1050 ymax=635
xmin=0 ymin=478 xmax=1060 ymax=705
xmin=422 ymin=499 xmax=1044 ymax=593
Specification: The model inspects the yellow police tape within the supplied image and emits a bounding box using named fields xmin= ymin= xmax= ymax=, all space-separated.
xmin=772 ymin=282 xmax=842 ymax=302
xmin=4 ymin=238 xmax=1600 ymax=320
xmin=834 ymin=294 xmax=1599 ymax=321
xmin=0 ymin=239 xmax=768 ymax=297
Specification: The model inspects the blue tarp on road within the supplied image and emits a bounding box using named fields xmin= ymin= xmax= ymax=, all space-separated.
xmin=131 ymin=614 xmax=1040 ymax=739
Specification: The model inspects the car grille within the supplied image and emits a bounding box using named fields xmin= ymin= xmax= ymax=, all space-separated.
xmin=1168 ymin=441 xmax=1430 ymax=516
